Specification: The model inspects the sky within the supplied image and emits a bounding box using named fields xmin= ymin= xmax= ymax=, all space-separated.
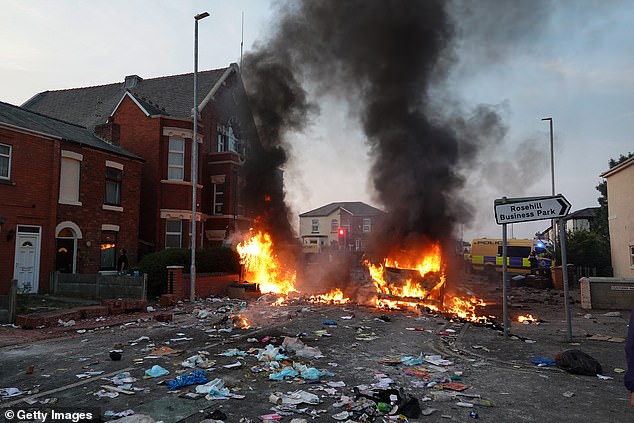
xmin=1 ymin=0 xmax=633 ymax=243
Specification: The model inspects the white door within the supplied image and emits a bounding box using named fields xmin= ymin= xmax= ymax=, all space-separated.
xmin=14 ymin=227 xmax=41 ymax=293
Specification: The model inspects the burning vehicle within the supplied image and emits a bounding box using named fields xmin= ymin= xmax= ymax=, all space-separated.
xmin=232 ymin=228 xmax=488 ymax=323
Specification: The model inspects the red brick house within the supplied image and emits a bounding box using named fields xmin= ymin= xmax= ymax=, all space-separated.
xmin=0 ymin=101 xmax=143 ymax=294
xmin=24 ymin=64 xmax=260 ymax=257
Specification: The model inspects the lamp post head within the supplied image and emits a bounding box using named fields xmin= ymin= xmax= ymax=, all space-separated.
xmin=195 ymin=11 xmax=210 ymax=20
xmin=541 ymin=117 xmax=552 ymax=122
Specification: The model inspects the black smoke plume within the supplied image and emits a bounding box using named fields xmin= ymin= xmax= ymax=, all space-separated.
xmin=242 ymin=0 xmax=524 ymax=256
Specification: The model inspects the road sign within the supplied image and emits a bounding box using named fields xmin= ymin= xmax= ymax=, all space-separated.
xmin=494 ymin=195 xmax=571 ymax=225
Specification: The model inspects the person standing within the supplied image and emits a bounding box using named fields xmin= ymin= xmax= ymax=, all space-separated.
xmin=117 ymin=248 xmax=129 ymax=274
xmin=625 ymin=307 xmax=634 ymax=407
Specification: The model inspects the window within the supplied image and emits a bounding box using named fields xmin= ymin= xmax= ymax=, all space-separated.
xmin=217 ymin=124 xmax=241 ymax=154
xmin=228 ymin=127 xmax=238 ymax=152
xmin=630 ymin=245 xmax=634 ymax=267
xmin=214 ymin=183 xmax=224 ymax=215
xmin=166 ymin=220 xmax=182 ymax=248
xmin=59 ymin=155 xmax=81 ymax=204
xmin=168 ymin=138 xmax=184 ymax=180
xmin=0 ymin=143 xmax=11 ymax=179
xmin=105 ymin=167 xmax=122 ymax=205
xmin=331 ymin=219 xmax=338 ymax=233
xmin=100 ymin=231 xmax=117 ymax=270
xmin=363 ymin=218 xmax=371 ymax=233
xmin=311 ymin=219 xmax=319 ymax=233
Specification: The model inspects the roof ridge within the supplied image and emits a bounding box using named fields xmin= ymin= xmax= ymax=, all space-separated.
xmin=25 ymin=66 xmax=230 ymax=96
xmin=0 ymin=100 xmax=90 ymax=130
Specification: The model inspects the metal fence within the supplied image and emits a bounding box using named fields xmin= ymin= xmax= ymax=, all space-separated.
xmin=50 ymin=272 xmax=147 ymax=300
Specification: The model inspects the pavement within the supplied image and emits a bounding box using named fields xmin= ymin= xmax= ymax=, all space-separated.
xmin=0 ymin=274 xmax=632 ymax=423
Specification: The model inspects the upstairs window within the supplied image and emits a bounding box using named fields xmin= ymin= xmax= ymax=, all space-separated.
xmin=168 ymin=138 xmax=184 ymax=181
xmin=0 ymin=143 xmax=11 ymax=179
xmin=105 ymin=166 xmax=122 ymax=206
xmin=59 ymin=152 xmax=82 ymax=205
xmin=363 ymin=218 xmax=371 ymax=233
xmin=311 ymin=219 xmax=319 ymax=233
xmin=331 ymin=219 xmax=339 ymax=233
xmin=217 ymin=124 xmax=242 ymax=154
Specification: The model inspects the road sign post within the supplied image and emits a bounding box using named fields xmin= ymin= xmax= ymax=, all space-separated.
xmin=494 ymin=195 xmax=572 ymax=341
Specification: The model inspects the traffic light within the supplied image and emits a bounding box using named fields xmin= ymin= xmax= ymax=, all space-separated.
xmin=338 ymin=228 xmax=346 ymax=246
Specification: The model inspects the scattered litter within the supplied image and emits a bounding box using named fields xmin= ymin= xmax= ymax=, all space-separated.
xmin=555 ymin=350 xmax=603 ymax=376
xmin=615 ymin=368 xmax=625 ymax=374
xmin=219 ymin=348 xmax=247 ymax=357
xmin=282 ymin=337 xmax=324 ymax=359
xmin=95 ymin=389 xmax=119 ymax=399
xmin=1 ymin=387 xmax=23 ymax=398
xmin=181 ymin=355 xmax=214 ymax=369
xmin=58 ymin=319 xmax=76 ymax=327
xmin=586 ymin=334 xmax=625 ymax=343
xmin=597 ymin=374 xmax=613 ymax=380
xmin=104 ymin=410 xmax=135 ymax=418
xmin=144 ymin=365 xmax=169 ymax=378
xmin=602 ymin=311 xmax=621 ymax=317
xmin=223 ymin=361 xmax=243 ymax=369
xmin=531 ymin=357 xmax=556 ymax=366
xmin=322 ymin=320 xmax=337 ymax=326
xmin=167 ymin=369 xmax=209 ymax=390
xmin=563 ymin=391 xmax=575 ymax=398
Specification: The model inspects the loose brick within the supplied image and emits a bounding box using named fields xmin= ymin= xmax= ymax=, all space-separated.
xmin=154 ymin=313 xmax=173 ymax=322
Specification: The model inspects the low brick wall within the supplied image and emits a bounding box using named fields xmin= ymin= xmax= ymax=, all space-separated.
xmin=51 ymin=272 xmax=147 ymax=300
xmin=16 ymin=299 xmax=148 ymax=329
xmin=165 ymin=267 xmax=238 ymax=301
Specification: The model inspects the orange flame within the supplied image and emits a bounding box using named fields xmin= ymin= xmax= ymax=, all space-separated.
xmin=231 ymin=315 xmax=251 ymax=329
xmin=236 ymin=231 xmax=297 ymax=295
xmin=517 ymin=314 xmax=537 ymax=324
xmin=365 ymin=244 xmax=487 ymax=322
xmin=309 ymin=288 xmax=350 ymax=304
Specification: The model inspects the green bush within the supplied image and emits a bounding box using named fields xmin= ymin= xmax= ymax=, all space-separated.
xmin=138 ymin=247 xmax=240 ymax=297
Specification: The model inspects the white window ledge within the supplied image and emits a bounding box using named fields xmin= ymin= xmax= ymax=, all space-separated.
xmin=102 ymin=204 xmax=124 ymax=212
xmin=58 ymin=200 xmax=82 ymax=206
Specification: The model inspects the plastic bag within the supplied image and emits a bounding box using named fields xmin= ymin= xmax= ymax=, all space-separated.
xmin=555 ymin=349 xmax=603 ymax=376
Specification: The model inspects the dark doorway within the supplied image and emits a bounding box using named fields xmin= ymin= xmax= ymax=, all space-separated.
xmin=56 ymin=238 xmax=75 ymax=273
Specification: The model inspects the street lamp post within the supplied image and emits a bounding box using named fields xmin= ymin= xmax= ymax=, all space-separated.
xmin=542 ymin=117 xmax=555 ymax=243
xmin=190 ymin=11 xmax=209 ymax=303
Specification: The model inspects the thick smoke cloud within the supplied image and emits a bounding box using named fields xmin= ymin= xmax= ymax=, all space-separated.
xmin=242 ymin=0 xmax=556 ymax=256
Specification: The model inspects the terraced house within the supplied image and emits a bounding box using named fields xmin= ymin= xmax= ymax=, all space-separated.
xmin=23 ymin=64 xmax=261 ymax=256
xmin=0 ymin=102 xmax=143 ymax=294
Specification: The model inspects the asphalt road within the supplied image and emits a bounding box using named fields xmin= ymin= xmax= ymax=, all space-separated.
xmin=0 ymin=276 xmax=632 ymax=423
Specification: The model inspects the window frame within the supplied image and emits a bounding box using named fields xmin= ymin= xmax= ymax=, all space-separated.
xmin=630 ymin=245 xmax=634 ymax=268
xmin=59 ymin=153 xmax=82 ymax=205
xmin=104 ymin=166 xmax=122 ymax=206
xmin=213 ymin=183 xmax=224 ymax=215
xmin=362 ymin=218 xmax=371 ymax=233
xmin=165 ymin=220 xmax=182 ymax=248
xmin=168 ymin=138 xmax=185 ymax=181
xmin=0 ymin=143 xmax=11 ymax=180
xmin=99 ymin=230 xmax=118 ymax=271
xmin=311 ymin=219 xmax=319 ymax=234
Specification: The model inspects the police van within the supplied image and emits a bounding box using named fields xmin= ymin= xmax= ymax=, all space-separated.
xmin=469 ymin=238 xmax=553 ymax=275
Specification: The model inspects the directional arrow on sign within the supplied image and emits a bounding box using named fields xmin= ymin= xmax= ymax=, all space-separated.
xmin=494 ymin=195 xmax=572 ymax=225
